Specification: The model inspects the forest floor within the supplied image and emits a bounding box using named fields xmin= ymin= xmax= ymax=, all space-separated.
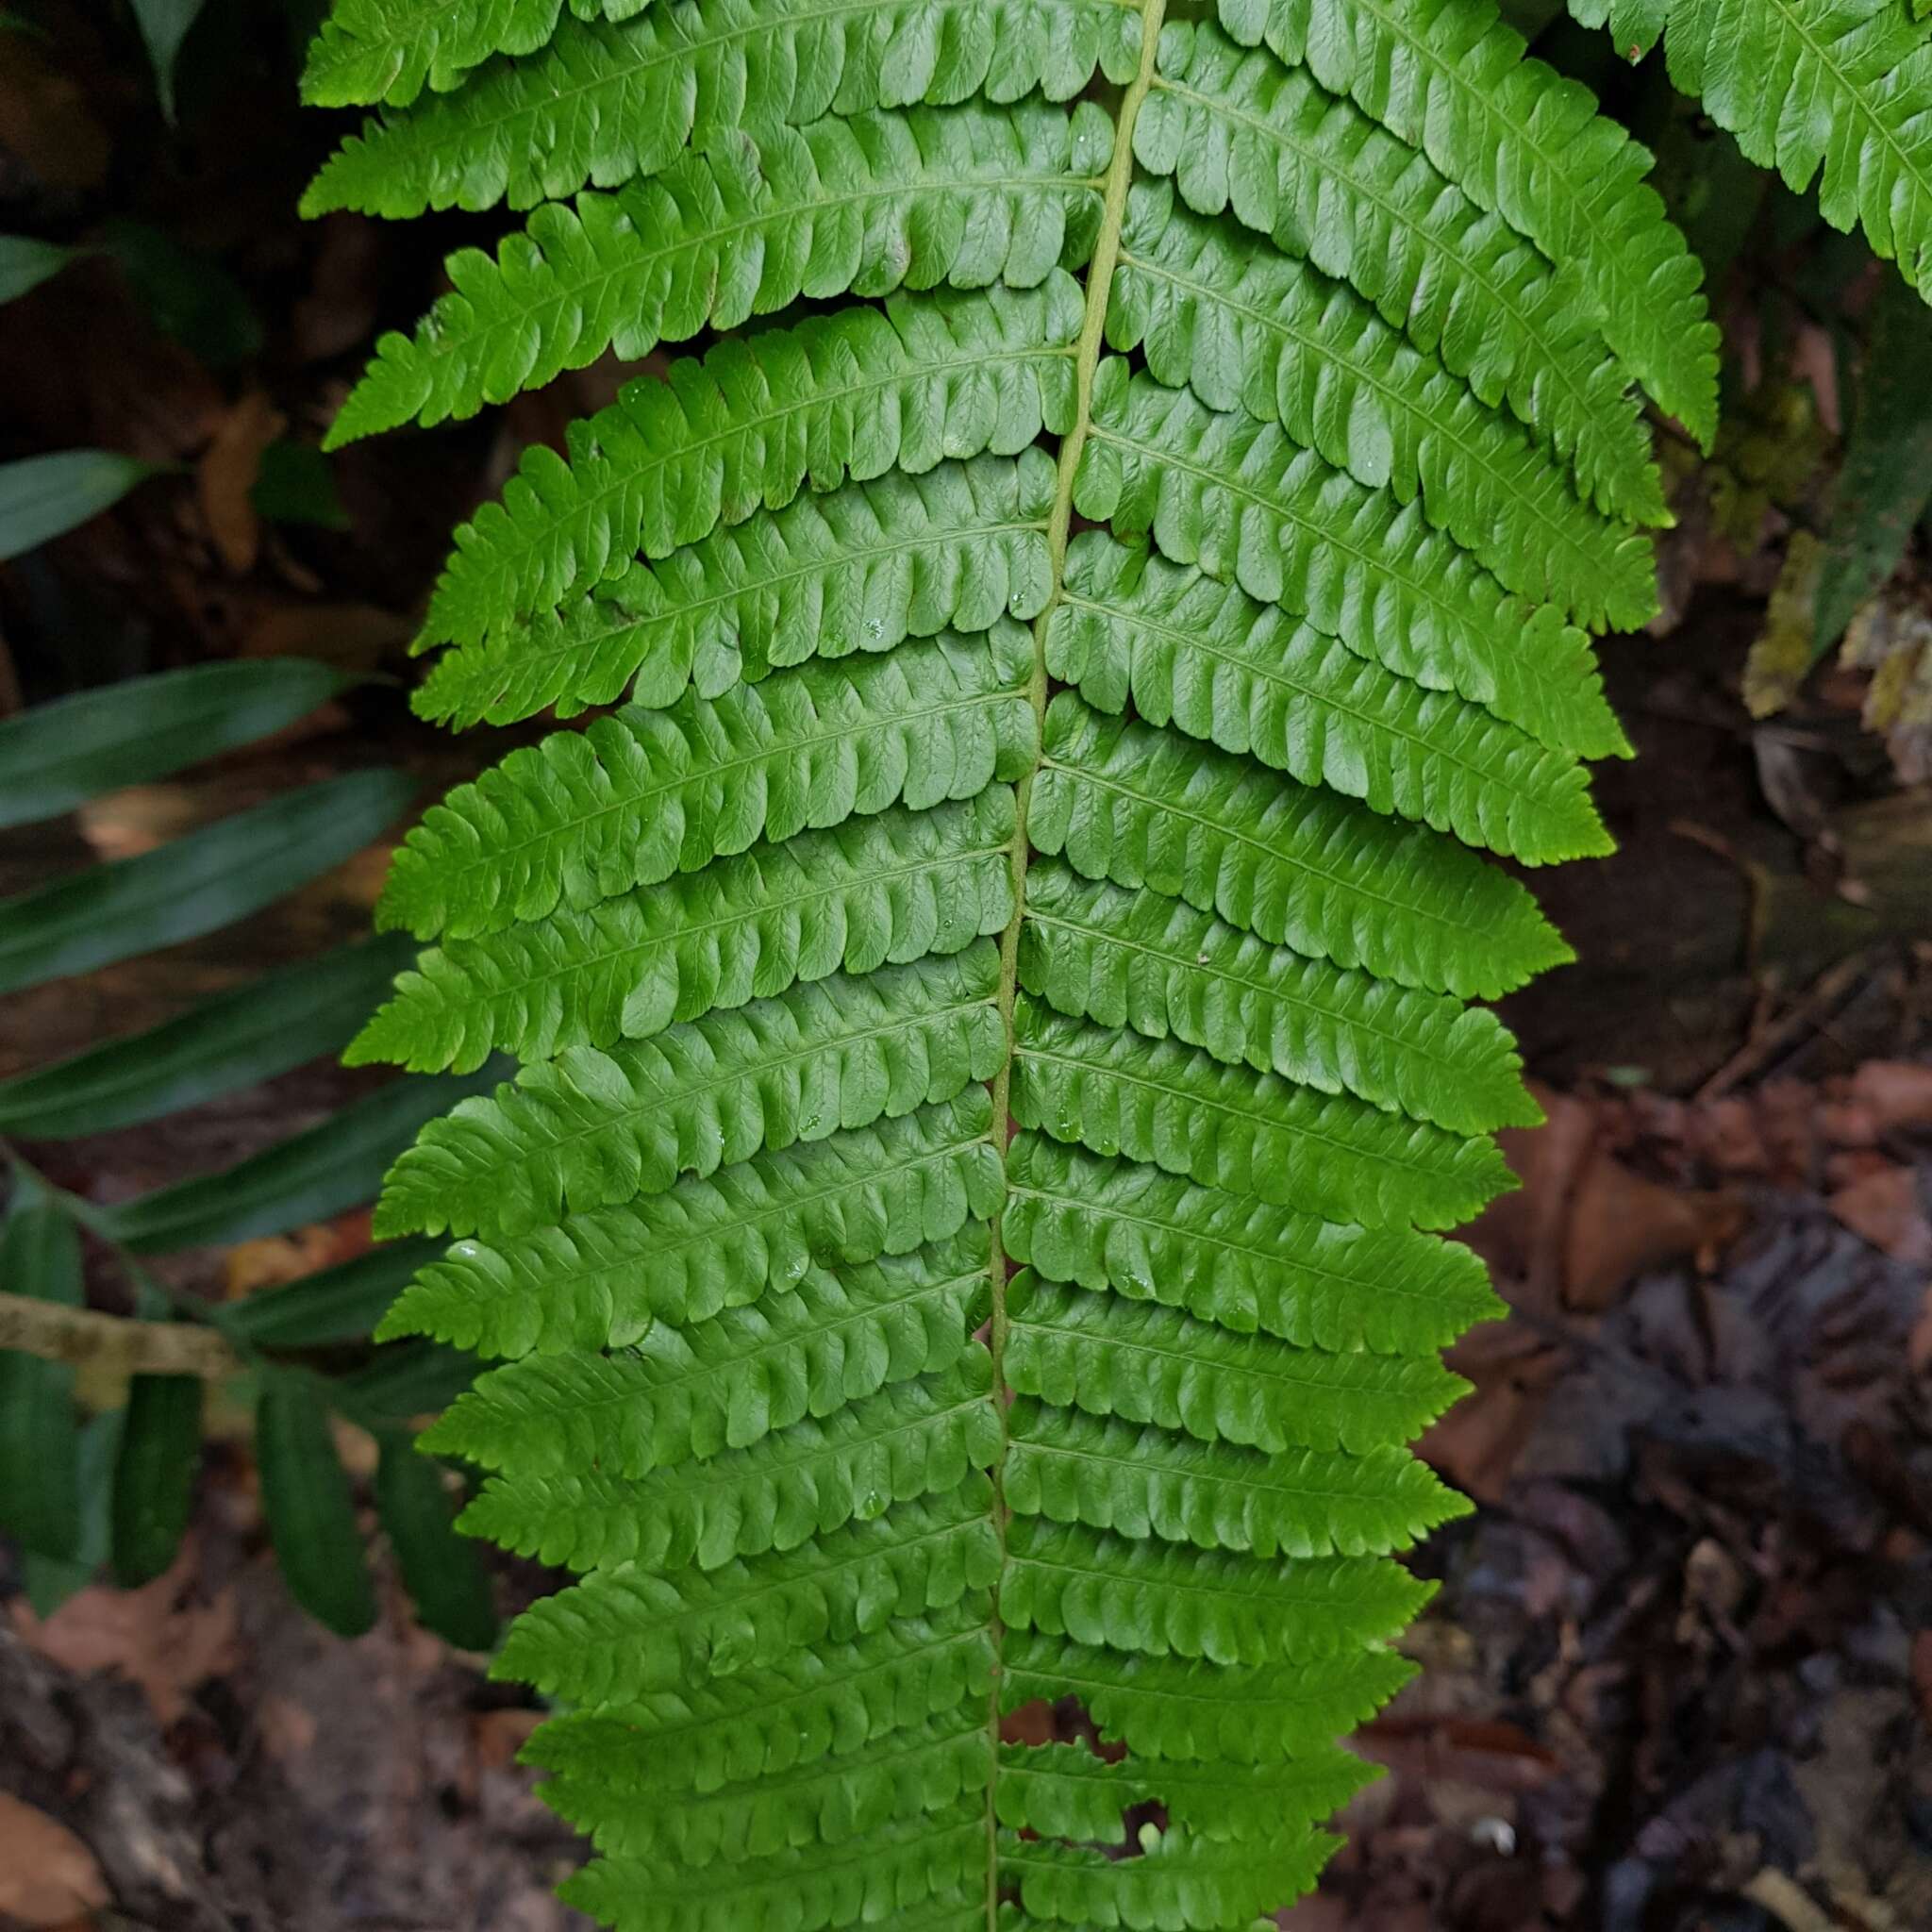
xmin=4 ymin=16 xmax=1932 ymax=1926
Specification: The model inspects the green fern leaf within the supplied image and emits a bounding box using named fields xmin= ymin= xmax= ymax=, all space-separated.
xmin=304 ymin=0 xmax=1712 ymax=1911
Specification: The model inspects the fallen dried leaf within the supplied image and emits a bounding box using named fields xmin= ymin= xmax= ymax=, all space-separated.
xmin=0 ymin=1796 xmax=109 ymax=1926
xmin=199 ymin=391 xmax=287 ymax=575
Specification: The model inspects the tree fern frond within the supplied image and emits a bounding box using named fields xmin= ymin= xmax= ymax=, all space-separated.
xmin=462 ymin=1355 xmax=1003 ymax=1570
xmin=1216 ymin=0 xmax=1720 ymax=444
xmin=1049 ymin=535 xmax=1610 ymax=864
xmin=300 ymin=0 xmax=640 ymax=108
xmin=1000 ymin=1628 xmax=1417 ymax=1757
xmin=419 ymin=278 xmax=1081 ymax=656
xmin=562 ymin=1807 xmax=986 ymax=1932
xmin=382 ymin=629 xmax=1037 ymax=941
xmin=308 ymin=0 xmax=1144 ymax=216
xmin=1000 ymin=1518 xmax=1431 ymax=1663
xmin=1006 ymin=1136 xmax=1505 ymax=1355
xmin=996 ymin=1740 xmax=1377 ymax=1844
xmin=415 ymin=452 xmax=1057 ymax=728
xmin=1108 ymin=188 xmax=1660 ymax=624
xmin=1007 ymin=1274 xmax=1467 ymax=1453
xmin=374 ymin=945 xmax=1005 ymax=1239
xmin=549 ymin=1714 xmax=990 ymax=1864
xmin=1077 ymin=364 xmax=1628 ymax=759
xmin=1002 ymin=1822 xmax=1336 ymax=1930
xmin=1031 ymin=694 xmax=1572 ymax=1000
xmin=381 ymin=1093 xmax=1003 ymax=1354
xmin=330 ymin=101 xmax=1110 ymax=443
xmin=1004 ymin=1399 xmax=1471 ymax=1557
xmin=1018 ymin=863 xmax=1539 ymax=1137
xmin=1571 ymin=0 xmax=1932 ymax=306
xmin=496 ymin=1480 xmax=1002 ymax=1701
xmin=353 ymin=791 xmax=1017 ymax=1072
xmin=1011 ymin=1000 xmax=1513 ymax=1230
xmin=1133 ymin=23 xmax=1665 ymax=524
xmin=426 ymin=1235 xmax=990 ymax=1475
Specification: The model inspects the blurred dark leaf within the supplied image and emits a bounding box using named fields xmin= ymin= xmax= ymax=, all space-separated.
xmin=0 ymin=449 xmax=158 ymax=563
xmin=0 ymin=1182 xmax=84 ymax=1563
xmin=226 ymin=1235 xmax=442 ymax=1348
xmin=252 ymin=440 xmax=350 ymax=530
xmin=375 ymin=1436 xmax=496 ymax=1650
xmin=256 ymin=1378 xmax=375 ymax=1637
xmin=0 ymin=235 xmax=82 ymax=306
xmin=103 ymin=219 xmax=260 ymax=366
xmin=129 ymin=0 xmax=208 ymax=122
xmin=110 ymin=1372 xmax=202 ymax=1587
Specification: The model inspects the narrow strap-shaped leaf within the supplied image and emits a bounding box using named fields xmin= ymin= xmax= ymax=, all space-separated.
xmin=223 ymin=1237 xmax=445 ymax=1347
xmin=1075 ymin=363 xmax=1627 ymax=760
xmin=496 ymin=1479 xmax=1001 ymax=1702
xmin=1005 ymin=1397 xmax=1470 ymax=1557
xmin=1000 ymin=1516 xmax=1430 ymax=1664
xmin=425 ymin=1233 xmax=990 ymax=1476
xmin=384 ymin=627 xmax=1037 ymax=940
xmin=382 ymin=1094 xmax=1001 ymax=1354
xmin=0 ymin=769 xmax=415 ymax=996
xmin=1216 ymin=0 xmax=1718 ymax=443
xmin=1049 ymin=535 xmax=1609 ymax=865
xmin=0 ymin=450 xmax=158 ymax=563
xmin=331 ymin=102 xmax=1110 ymax=442
xmin=550 ymin=1715 xmax=991 ymax=1865
xmin=0 ymin=236 xmax=83 ymax=307
xmin=99 ymin=1066 xmax=502 ymax=1255
xmin=354 ymin=790 xmax=1017 ymax=1072
xmin=0 ymin=658 xmax=348 ymax=831
xmin=461 ymin=1356 xmax=1002 ymax=1571
xmin=109 ymin=1373 xmax=202 ymax=1586
xmin=1108 ymin=188 xmax=1662 ymax=625
xmin=420 ymin=278 xmax=1080 ymax=655
xmin=0 ymin=933 xmax=416 ymax=1140
xmin=996 ymin=1740 xmax=1376 ymax=1845
xmin=416 ymin=452 xmax=1057 ymax=729
xmin=256 ymin=1379 xmax=377 ymax=1637
xmin=1006 ymin=1136 xmax=1504 ymax=1356
xmin=1018 ymin=861 xmax=1538 ymax=1136
xmin=1030 ymin=694 xmax=1570 ymax=1000
xmin=521 ymin=1600 xmax=995 ymax=1790
xmin=1008 ymin=1274 xmax=1467 ymax=1453
xmin=301 ymin=0 xmax=645 ymax=108
xmin=1135 ymin=24 xmax=1663 ymax=523
xmin=0 ymin=1189 xmax=84 ymax=1560
xmin=1000 ymin=1626 xmax=1415 ymax=1759
xmin=375 ymin=1436 xmax=499 ymax=1649
xmin=374 ymin=945 xmax=1005 ymax=1241
xmin=308 ymin=0 xmax=1141 ymax=215
xmin=1012 ymin=1000 xmax=1512 ymax=1230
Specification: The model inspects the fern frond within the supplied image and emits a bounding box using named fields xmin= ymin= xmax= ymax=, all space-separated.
xmin=309 ymin=0 xmax=1700 ymax=1912
xmin=1077 ymin=364 xmax=1628 ymax=758
xmin=415 ymin=453 xmax=1057 ymax=728
xmin=1006 ymin=1135 xmax=1504 ymax=1353
xmin=330 ymin=102 xmax=1108 ymax=443
xmin=419 ymin=278 xmax=1081 ymax=656
xmin=1570 ymin=0 xmax=1932 ymax=307
xmin=354 ymin=791 xmax=1017 ymax=1072
xmin=1108 ymin=188 xmax=1659 ymax=624
xmin=1049 ymin=535 xmax=1610 ymax=863
xmin=381 ymin=1093 xmax=1003 ymax=1353
xmin=1133 ymin=23 xmax=1664 ymax=523
xmin=308 ymin=0 xmax=1143 ymax=216
xmin=1030 ymin=694 xmax=1572 ymax=999
xmin=381 ymin=631 xmax=1038 ymax=942
xmin=1216 ymin=0 xmax=1719 ymax=444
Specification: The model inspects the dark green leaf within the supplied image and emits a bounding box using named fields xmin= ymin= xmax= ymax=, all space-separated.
xmin=0 ymin=235 xmax=80 ymax=306
xmin=103 ymin=220 xmax=260 ymax=363
xmin=0 ymin=450 xmax=158 ymax=563
xmin=100 ymin=1063 xmax=505 ymax=1255
xmin=0 ymin=657 xmax=351 ymax=832
xmin=375 ymin=1435 xmax=496 ymax=1650
xmin=1814 ymin=275 xmax=1932 ymax=651
xmin=0 ymin=767 xmax=416 ymax=995
xmin=0 ymin=1187 xmax=84 ymax=1561
xmin=225 ymin=1237 xmax=443 ymax=1349
xmin=252 ymin=441 xmax=350 ymax=530
xmin=110 ymin=1373 xmax=203 ymax=1586
xmin=129 ymin=0 xmax=209 ymax=121
xmin=343 ymin=1341 xmax=477 ymax=1420
xmin=256 ymin=1379 xmax=375 ymax=1636
xmin=24 ymin=1407 xmax=125 ymax=1615
xmin=0 ymin=934 xmax=415 ymax=1138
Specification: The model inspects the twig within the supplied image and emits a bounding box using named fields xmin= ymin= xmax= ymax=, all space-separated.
xmin=0 ymin=1290 xmax=242 ymax=1378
